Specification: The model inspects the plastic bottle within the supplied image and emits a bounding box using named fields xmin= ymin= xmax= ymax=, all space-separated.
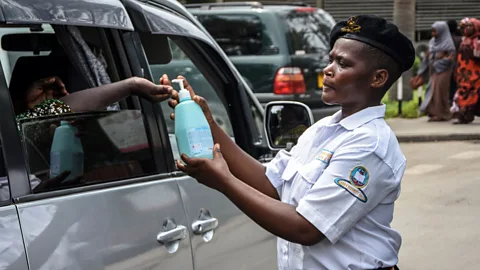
xmin=173 ymin=79 xmax=214 ymax=160
xmin=50 ymin=121 xmax=84 ymax=182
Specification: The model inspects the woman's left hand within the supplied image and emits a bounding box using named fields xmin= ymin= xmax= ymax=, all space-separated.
xmin=176 ymin=144 xmax=232 ymax=192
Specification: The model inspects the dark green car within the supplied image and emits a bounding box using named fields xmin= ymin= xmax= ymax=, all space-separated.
xmin=186 ymin=2 xmax=340 ymax=119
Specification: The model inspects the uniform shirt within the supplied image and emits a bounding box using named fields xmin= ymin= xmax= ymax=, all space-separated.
xmin=265 ymin=105 xmax=405 ymax=270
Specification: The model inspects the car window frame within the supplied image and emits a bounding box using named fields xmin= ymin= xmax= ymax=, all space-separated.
xmin=9 ymin=26 xmax=172 ymax=203
xmin=0 ymin=41 xmax=30 ymax=199
xmin=120 ymin=30 xmax=173 ymax=172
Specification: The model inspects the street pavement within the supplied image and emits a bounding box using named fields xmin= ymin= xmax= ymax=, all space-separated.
xmin=394 ymin=141 xmax=480 ymax=269
xmin=387 ymin=117 xmax=480 ymax=142
xmin=313 ymin=106 xmax=480 ymax=142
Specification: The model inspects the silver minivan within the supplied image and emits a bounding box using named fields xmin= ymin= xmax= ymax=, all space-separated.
xmin=0 ymin=0 xmax=314 ymax=269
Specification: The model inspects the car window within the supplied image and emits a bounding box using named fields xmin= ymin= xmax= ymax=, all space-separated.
xmin=282 ymin=9 xmax=335 ymax=55
xmin=195 ymin=14 xmax=279 ymax=56
xmin=4 ymin=25 xmax=161 ymax=194
xmin=146 ymin=37 xmax=234 ymax=161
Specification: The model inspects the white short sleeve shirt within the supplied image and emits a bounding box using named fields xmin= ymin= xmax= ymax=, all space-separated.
xmin=265 ymin=105 xmax=405 ymax=270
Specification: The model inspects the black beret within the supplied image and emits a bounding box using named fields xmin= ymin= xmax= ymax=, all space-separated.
xmin=330 ymin=15 xmax=415 ymax=72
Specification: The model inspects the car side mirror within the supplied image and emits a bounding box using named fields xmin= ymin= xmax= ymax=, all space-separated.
xmin=264 ymin=101 xmax=314 ymax=151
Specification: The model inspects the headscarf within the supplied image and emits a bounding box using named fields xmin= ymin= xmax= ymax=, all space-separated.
xmin=460 ymin=18 xmax=480 ymax=57
xmin=429 ymin=21 xmax=456 ymax=53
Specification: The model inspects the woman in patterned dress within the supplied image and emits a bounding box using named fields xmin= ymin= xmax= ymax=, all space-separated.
xmin=451 ymin=18 xmax=480 ymax=124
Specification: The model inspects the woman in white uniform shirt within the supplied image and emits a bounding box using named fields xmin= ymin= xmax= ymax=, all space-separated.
xmin=164 ymin=15 xmax=415 ymax=270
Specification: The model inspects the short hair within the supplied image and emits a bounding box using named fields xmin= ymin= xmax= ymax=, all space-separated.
xmin=362 ymin=43 xmax=402 ymax=94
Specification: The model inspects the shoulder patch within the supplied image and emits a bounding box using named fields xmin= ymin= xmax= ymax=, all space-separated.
xmin=316 ymin=149 xmax=333 ymax=165
xmin=334 ymin=165 xmax=370 ymax=203
xmin=334 ymin=178 xmax=368 ymax=203
xmin=349 ymin=166 xmax=369 ymax=188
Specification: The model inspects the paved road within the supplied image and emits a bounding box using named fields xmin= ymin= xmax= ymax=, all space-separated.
xmin=394 ymin=141 xmax=480 ymax=270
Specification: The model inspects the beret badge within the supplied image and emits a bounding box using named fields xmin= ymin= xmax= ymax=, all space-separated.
xmin=341 ymin=16 xmax=361 ymax=33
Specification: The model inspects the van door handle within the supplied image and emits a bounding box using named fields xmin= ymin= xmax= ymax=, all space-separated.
xmin=192 ymin=209 xmax=218 ymax=242
xmin=157 ymin=218 xmax=187 ymax=254
xmin=192 ymin=218 xmax=218 ymax=234
xmin=157 ymin=225 xmax=187 ymax=244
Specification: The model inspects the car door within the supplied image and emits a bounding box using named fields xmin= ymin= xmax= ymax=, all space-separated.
xmin=157 ymin=38 xmax=277 ymax=270
xmin=0 ymin=2 xmax=194 ymax=268
xmin=124 ymin=1 xmax=277 ymax=269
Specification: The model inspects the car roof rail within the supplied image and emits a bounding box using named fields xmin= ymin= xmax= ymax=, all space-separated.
xmin=184 ymin=2 xmax=264 ymax=9
xmin=261 ymin=2 xmax=310 ymax=7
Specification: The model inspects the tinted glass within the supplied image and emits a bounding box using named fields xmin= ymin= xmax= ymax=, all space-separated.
xmin=196 ymin=14 xmax=278 ymax=56
xmin=282 ymin=9 xmax=335 ymax=55
xmin=18 ymin=111 xmax=157 ymax=193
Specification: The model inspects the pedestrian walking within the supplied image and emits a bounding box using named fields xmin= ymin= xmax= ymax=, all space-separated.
xmin=417 ymin=21 xmax=456 ymax=122
xmin=451 ymin=18 xmax=480 ymax=124
xmin=163 ymin=14 xmax=414 ymax=270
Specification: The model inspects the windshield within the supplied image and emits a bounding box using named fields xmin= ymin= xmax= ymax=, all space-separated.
xmin=195 ymin=14 xmax=278 ymax=56
xmin=282 ymin=9 xmax=335 ymax=55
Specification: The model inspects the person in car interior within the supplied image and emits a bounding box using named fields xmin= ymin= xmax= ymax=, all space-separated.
xmin=14 ymin=76 xmax=172 ymax=121
xmin=9 ymin=75 xmax=172 ymax=193
xmin=162 ymin=15 xmax=414 ymax=270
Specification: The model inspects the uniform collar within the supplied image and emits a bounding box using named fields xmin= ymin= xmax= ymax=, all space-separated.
xmin=328 ymin=104 xmax=386 ymax=130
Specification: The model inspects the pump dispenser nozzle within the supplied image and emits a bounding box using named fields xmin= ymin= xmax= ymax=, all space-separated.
xmin=172 ymin=79 xmax=191 ymax=102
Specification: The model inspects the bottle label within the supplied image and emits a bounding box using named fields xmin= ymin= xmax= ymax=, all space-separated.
xmin=187 ymin=126 xmax=214 ymax=156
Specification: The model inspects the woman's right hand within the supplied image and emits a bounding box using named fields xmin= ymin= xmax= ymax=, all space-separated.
xmin=160 ymin=74 xmax=215 ymax=125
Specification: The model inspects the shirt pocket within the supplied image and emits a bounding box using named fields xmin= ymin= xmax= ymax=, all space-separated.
xmin=298 ymin=160 xmax=328 ymax=187
xmin=281 ymin=158 xmax=301 ymax=182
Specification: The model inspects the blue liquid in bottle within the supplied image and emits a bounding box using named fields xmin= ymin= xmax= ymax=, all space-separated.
xmin=50 ymin=121 xmax=84 ymax=182
xmin=173 ymin=79 xmax=214 ymax=159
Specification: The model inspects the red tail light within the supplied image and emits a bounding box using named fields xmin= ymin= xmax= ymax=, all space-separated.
xmin=274 ymin=67 xmax=306 ymax=95
xmin=295 ymin=7 xmax=316 ymax=12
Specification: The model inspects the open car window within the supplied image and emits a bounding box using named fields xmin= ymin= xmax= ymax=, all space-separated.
xmin=3 ymin=24 xmax=163 ymax=194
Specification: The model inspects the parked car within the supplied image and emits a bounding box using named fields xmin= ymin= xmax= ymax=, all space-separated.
xmin=0 ymin=0 xmax=314 ymax=269
xmin=185 ymin=1 xmax=340 ymax=120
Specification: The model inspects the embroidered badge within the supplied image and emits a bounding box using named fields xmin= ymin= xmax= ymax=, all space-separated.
xmin=334 ymin=166 xmax=370 ymax=203
xmin=349 ymin=166 xmax=369 ymax=188
xmin=316 ymin=149 xmax=333 ymax=165
xmin=341 ymin=16 xmax=361 ymax=33
xmin=334 ymin=179 xmax=367 ymax=203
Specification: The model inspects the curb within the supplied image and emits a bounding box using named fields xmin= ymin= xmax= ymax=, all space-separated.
xmin=396 ymin=133 xmax=480 ymax=143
